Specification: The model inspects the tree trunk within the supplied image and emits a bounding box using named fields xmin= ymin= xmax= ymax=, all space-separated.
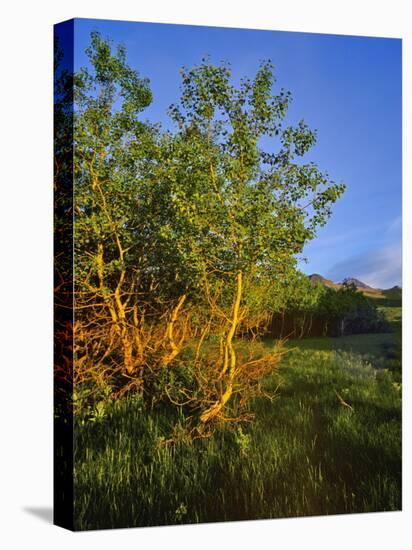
xmin=162 ymin=294 xmax=187 ymax=366
xmin=307 ymin=314 xmax=313 ymax=337
xmin=300 ymin=313 xmax=307 ymax=338
xmin=200 ymin=271 xmax=242 ymax=423
xmin=280 ymin=309 xmax=285 ymax=338
xmin=340 ymin=317 xmax=345 ymax=336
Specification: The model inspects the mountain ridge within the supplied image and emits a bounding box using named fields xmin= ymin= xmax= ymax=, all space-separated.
xmin=308 ymin=273 xmax=402 ymax=300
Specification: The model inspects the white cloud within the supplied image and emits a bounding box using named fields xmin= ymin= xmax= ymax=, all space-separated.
xmin=327 ymin=243 xmax=402 ymax=289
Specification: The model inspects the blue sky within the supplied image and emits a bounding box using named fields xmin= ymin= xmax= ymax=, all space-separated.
xmin=70 ymin=18 xmax=402 ymax=289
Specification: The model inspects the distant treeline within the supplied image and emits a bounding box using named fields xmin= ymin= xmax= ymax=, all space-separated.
xmin=372 ymin=297 xmax=402 ymax=308
xmin=266 ymin=281 xmax=391 ymax=339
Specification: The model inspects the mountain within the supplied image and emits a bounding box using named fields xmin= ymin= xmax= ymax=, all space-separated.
xmin=341 ymin=277 xmax=373 ymax=289
xmin=308 ymin=274 xmax=340 ymax=289
xmin=308 ymin=274 xmax=402 ymax=302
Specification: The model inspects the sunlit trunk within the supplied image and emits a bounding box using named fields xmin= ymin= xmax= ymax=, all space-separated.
xmin=200 ymin=271 xmax=242 ymax=423
xmin=162 ymin=294 xmax=187 ymax=366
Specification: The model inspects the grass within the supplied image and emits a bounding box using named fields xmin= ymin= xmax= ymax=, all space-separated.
xmin=283 ymin=331 xmax=396 ymax=355
xmin=73 ymin=307 xmax=402 ymax=530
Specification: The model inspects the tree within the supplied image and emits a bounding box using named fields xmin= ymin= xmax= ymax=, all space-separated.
xmin=164 ymin=59 xmax=345 ymax=422
xmin=70 ymin=34 xmax=346 ymax=427
xmin=73 ymin=32 xmax=161 ymax=390
xmin=317 ymin=284 xmax=389 ymax=336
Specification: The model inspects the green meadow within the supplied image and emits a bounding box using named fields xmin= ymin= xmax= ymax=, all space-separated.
xmin=73 ymin=305 xmax=401 ymax=530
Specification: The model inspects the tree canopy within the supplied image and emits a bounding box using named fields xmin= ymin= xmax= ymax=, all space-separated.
xmin=55 ymin=33 xmax=349 ymax=428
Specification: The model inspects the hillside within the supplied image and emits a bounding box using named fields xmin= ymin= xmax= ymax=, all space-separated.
xmin=309 ymin=274 xmax=402 ymax=302
xmin=308 ymin=273 xmax=340 ymax=289
xmin=382 ymin=285 xmax=402 ymax=300
xmin=342 ymin=277 xmax=373 ymax=289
